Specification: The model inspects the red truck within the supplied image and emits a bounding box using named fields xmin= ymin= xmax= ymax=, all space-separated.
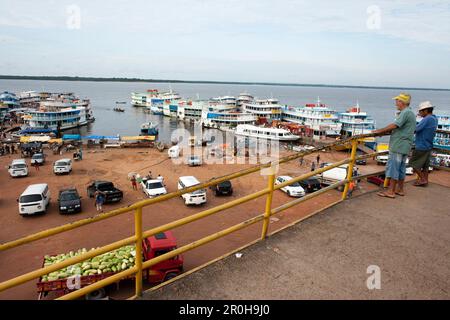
xmin=37 ymin=231 xmax=183 ymax=300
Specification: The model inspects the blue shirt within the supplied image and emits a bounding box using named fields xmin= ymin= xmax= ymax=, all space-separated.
xmin=415 ymin=114 xmax=438 ymax=150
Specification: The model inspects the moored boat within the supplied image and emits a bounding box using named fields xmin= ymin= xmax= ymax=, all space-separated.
xmin=235 ymin=124 xmax=300 ymax=141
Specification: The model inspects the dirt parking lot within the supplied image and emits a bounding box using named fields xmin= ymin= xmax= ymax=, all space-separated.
xmin=0 ymin=145 xmax=425 ymax=299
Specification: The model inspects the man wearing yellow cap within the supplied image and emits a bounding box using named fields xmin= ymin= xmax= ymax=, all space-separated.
xmin=372 ymin=93 xmax=416 ymax=198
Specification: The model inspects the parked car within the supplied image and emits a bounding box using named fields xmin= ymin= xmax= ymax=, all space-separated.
xmin=178 ymin=176 xmax=206 ymax=205
xmin=319 ymin=164 xmax=359 ymax=191
xmin=87 ymin=181 xmax=123 ymax=203
xmin=275 ymin=176 xmax=306 ymax=197
xmin=58 ymin=188 xmax=82 ymax=214
xmin=8 ymin=159 xmax=28 ymax=177
xmin=141 ymin=178 xmax=167 ymax=198
xmin=367 ymin=175 xmax=386 ymax=186
xmin=53 ymin=158 xmax=72 ymax=175
xmin=186 ymin=155 xmax=202 ymax=166
xmin=31 ymin=153 xmax=46 ymax=165
xmin=405 ymin=158 xmax=433 ymax=175
xmin=210 ymin=180 xmax=233 ymax=196
xmin=298 ymin=177 xmax=322 ymax=193
xmin=356 ymin=159 xmax=367 ymax=165
xmin=18 ymin=184 xmax=50 ymax=216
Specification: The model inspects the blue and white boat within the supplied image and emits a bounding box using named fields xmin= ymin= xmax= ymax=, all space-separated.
xmin=434 ymin=114 xmax=450 ymax=151
xmin=338 ymin=103 xmax=377 ymax=149
xmin=282 ymin=97 xmax=342 ymax=139
xmin=140 ymin=122 xmax=159 ymax=135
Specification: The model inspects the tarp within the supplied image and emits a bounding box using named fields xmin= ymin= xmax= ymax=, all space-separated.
xmin=82 ymin=135 xmax=120 ymax=140
xmin=20 ymin=136 xmax=51 ymax=143
xmin=48 ymin=138 xmax=62 ymax=144
xmin=62 ymin=134 xmax=81 ymax=140
xmin=121 ymin=135 xmax=155 ymax=141
xmin=19 ymin=127 xmax=55 ymax=134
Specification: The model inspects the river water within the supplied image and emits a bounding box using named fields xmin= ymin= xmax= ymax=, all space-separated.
xmin=1 ymin=79 xmax=449 ymax=143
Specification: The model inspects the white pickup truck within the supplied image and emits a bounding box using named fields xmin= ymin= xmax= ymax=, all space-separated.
xmin=141 ymin=178 xmax=167 ymax=198
xmin=319 ymin=163 xmax=359 ymax=191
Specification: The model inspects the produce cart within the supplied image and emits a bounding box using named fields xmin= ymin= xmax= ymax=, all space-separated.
xmin=36 ymin=231 xmax=183 ymax=300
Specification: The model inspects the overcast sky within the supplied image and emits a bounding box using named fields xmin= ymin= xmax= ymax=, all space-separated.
xmin=1 ymin=0 xmax=449 ymax=88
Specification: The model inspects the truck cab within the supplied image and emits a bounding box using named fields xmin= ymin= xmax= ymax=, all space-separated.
xmin=376 ymin=143 xmax=389 ymax=165
xmin=143 ymin=231 xmax=184 ymax=283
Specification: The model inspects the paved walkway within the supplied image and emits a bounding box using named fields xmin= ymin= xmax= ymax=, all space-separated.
xmin=143 ymin=182 xmax=450 ymax=300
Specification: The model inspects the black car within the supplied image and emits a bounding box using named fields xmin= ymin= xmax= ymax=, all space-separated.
xmin=210 ymin=180 xmax=233 ymax=196
xmin=356 ymin=159 xmax=367 ymax=165
xmin=58 ymin=188 xmax=82 ymax=214
xmin=298 ymin=177 xmax=322 ymax=193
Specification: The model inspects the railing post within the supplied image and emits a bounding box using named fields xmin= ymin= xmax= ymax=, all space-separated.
xmin=134 ymin=207 xmax=143 ymax=297
xmin=342 ymin=140 xmax=358 ymax=200
xmin=261 ymin=174 xmax=275 ymax=239
xmin=383 ymin=177 xmax=390 ymax=188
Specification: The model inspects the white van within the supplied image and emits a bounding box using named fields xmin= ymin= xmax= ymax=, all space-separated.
xmin=8 ymin=159 xmax=28 ymax=177
xmin=168 ymin=145 xmax=180 ymax=158
xmin=53 ymin=158 xmax=72 ymax=175
xmin=178 ymin=176 xmax=207 ymax=205
xmin=18 ymin=183 xmax=51 ymax=215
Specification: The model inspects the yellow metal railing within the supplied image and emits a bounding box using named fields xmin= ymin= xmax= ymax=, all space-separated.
xmin=0 ymin=133 xmax=387 ymax=300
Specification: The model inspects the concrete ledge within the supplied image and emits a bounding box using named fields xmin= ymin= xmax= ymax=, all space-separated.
xmin=142 ymin=183 xmax=450 ymax=300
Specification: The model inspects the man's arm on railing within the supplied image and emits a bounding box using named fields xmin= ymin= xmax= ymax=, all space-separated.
xmin=372 ymin=123 xmax=398 ymax=136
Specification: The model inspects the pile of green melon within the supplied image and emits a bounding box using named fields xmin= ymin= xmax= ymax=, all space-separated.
xmin=41 ymin=245 xmax=136 ymax=282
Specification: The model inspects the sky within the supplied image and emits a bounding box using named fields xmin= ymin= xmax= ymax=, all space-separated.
xmin=0 ymin=0 xmax=449 ymax=88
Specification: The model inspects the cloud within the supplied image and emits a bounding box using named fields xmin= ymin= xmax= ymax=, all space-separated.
xmin=1 ymin=0 xmax=449 ymax=46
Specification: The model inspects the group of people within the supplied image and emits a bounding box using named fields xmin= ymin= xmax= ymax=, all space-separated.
xmin=373 ymin=93 xmax=438 ymax=199
xmin=0 ymin=143 xmax=17 ymax=155
xmin=130 ymin=171 xmax=164 ymax=190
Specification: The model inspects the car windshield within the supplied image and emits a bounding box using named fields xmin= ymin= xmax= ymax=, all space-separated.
xmin=13 ymin=164 xmax=26 ymax=169
xmin=98 ymin=183 xmax=114 ymax=191
xmin=218 ymin=181 xmax=231 ymax=188
xmin=20 ymin=194 xmax=42 ymax=203
xmin=32 ymin=154 xmax=43 ymax=159
xmin=60 ymin=193 xmax=79 ymax=201
xmin=55 ymin=161 xmax=68 ymax=166
xmin=147 ymin=182 xmax=163 ymax=189
xmin=289 ymin=182 xmax=300 ymax=187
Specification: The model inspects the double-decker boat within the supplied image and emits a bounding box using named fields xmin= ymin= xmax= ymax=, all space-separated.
xmin=282 ymin=97 xmax=342 ymax=140
xmin=338 ymin=103 xmax=376 ymax=149
xmin=22 ymin=102 xmax=89 ymax=131
xmin=434 ymin=114 xmax=450 ymax=151
xmin=201 ymin=110 xmax=257 ymax=129
xmin=243 ymin=98 xmax=283 ymax=122
xmin=235 ymin=124 xmax=300 ymax=141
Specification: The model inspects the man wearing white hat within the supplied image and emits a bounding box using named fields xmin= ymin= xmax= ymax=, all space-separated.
xmin=410 ymin=101 xmax=438 ymax=186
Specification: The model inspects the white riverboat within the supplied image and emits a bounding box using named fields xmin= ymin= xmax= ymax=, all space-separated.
xmin=235 ymin=124 xmax=300 ymax=141
xmin=243 ymin=98 xmax=283 ymax=122
xmin=282 ymin=97 xmax=341 ymax=140
xmin=338 ymin=103 xmax=376 ymax=149
xmin=201 ymin=111 xmax=257 ymax=129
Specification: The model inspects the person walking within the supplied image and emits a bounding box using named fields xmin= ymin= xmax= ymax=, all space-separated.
xmin=131 ymin=175 xmax=137 ymax=190
xmin=347 ymin=180 xmax=356 ymax=198
xmin=33 ymin=161 xmax=40 ymax=171
xmin=311 ymin=161 xmax=316 ymax=172
xmin=373 ymin=93 xmax=416 ymax=199
xmin=316 ymin=154 xmax=321 ymax=165
xmin=410 ymin=101 xmax=438 ymax=186
xmin=94 ymin=190 xmax=106 ymax=212
xmin=299 ymin=156 xmax=304 ymax=166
